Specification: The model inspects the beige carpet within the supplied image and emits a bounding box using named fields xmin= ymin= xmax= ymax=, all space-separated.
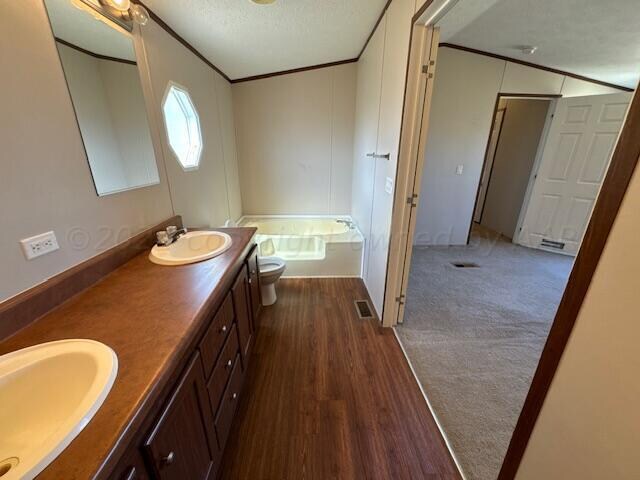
xmin=396 ymin=226 xmax=574 ymax=480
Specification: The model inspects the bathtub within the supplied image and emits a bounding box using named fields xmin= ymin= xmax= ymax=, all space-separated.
xmin=239 ymin=216 xmax=364 ymax=277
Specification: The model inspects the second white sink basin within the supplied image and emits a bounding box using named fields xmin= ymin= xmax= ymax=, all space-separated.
xmin=0 ymin=339 xmax=117 ymax=480
xmin=149 ymin=230 xmax=232 ymax=266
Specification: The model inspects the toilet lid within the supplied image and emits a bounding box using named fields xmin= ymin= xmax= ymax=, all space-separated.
xmin=259 ymin=257 xmax=285 ymax=274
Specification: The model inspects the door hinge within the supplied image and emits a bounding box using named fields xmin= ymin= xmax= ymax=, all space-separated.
xmin=395 ymin=294 xmax=406 ymax=305
xmin=407 ymin=193 xmax=418 ymax=207
xmin=422 ymin=60 xmax=435 ymax=77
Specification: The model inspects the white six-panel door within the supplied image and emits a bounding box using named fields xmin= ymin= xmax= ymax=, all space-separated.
xmin=518 ymin=92 xmax=632 ymax=255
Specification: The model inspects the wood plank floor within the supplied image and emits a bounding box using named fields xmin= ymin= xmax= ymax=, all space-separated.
xmin=219 ymin=278 xmax=460 ymax=479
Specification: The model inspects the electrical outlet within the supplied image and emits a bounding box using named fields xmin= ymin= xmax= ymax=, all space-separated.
xmin=20 ymin=231 xmax=59 ymax=260
xmin=385 ymin=177 xmax=394 ymax=194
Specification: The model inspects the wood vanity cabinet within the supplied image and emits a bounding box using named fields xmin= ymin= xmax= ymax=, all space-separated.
xmin=247 ymin=247 xmax=261 ymax=327
xmin=143 ymin=353 xmax=219 ymax=480
xmin=231 ymin=264 xmax=253 ymax=365
xmin=110 ymin=246 xmax=260 ymax=480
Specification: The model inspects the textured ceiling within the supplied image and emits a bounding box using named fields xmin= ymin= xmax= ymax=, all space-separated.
xmin=438 ymin=0 xmax=640 ymax=88
xmin=142 ymin=0 xmax=388 ymax=80
xmin=45 ymin=0 xmax=136 ymax=61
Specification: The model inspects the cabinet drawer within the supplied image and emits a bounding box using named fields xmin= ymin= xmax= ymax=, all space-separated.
xmin=214 ymin=354 xmax=244 ymax=451
xmin=206 ymin=323 xmax=240 ymax=414
xmin=144 ymin=353 xmax=219 ymax=480
xmin=109 ymin=449 xmax=150 ymax=480
xmin=199 ymin=293 xmax=234 ymax=378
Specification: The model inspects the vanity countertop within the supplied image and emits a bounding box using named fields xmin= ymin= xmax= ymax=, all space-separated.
xmin=0 ymin=227 xmax=257 ymax=480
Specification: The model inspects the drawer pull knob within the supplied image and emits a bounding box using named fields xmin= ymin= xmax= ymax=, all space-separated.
xmin=232 ymin=393 xmax=238 ymax=400
xmin=221 ymin=325 xmax=228 ymax=333
xmin=248 ymin=278 xmax=252 ymax=285
xmin=161 ymin=451 xmax=175 ymax=466
xmin=226 ymin=359 xmax=233 ymax=368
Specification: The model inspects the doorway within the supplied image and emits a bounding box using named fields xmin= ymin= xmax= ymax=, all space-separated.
xmin=385 ymin=2 xmax=638 ymax=479
xmin=472 ymin=95 xmax=556 ymax=241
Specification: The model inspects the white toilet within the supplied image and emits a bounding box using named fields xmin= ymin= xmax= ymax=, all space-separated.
xmin=258 ymin=256 xmax=286 ymax=306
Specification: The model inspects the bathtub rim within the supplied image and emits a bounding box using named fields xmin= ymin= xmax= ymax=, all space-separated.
xmin=238 ymin=214 xmax=364 ymax=243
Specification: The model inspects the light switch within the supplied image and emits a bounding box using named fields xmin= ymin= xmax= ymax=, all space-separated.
xmin=456 ymin=165 xmax=464 ymax=175
xmin=385 ymin=177 xmax=394 ymax=194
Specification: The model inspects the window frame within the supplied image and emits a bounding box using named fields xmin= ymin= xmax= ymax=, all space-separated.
xmin=161 ymin=81 xmax=203 ymax=172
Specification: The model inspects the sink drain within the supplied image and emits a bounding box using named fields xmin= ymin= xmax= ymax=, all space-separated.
xmin=0 ymin=457 xmax=19 ymax=477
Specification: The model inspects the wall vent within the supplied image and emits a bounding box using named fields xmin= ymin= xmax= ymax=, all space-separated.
xmin=355 ymin=300 xmax=375 ymax=319
xmin=541 ymin=239 xmax=565 ymax=250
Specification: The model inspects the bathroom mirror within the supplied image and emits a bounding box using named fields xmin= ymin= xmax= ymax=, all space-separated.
xmin=44 ymin=0 xmax=160 ymax=196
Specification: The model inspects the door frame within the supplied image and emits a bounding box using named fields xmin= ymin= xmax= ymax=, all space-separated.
xmin=512 ymin=98 xmax=559 ymax=244
xmin=385 ymin=3 xmax=640 ymax=479
xmin=383 ymin=0 xmax=453 ymax=329
xmin=498 ymin=86 xmax=640 ymax=478
xmin=466 ymin=93 xmax=561 ymax=244
xmin=474 ymin=106 xmax=506 ymax=223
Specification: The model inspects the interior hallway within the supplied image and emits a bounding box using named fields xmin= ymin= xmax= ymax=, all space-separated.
xmin=220 ymin=278 xmax=460 ymax=479
xmin=396 ymin=225 xmax=574 ymax=480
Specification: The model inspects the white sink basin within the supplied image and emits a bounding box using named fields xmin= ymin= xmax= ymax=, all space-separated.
xmin=0 ymin=339 xmax=117 ymax=480
xmin=149 ymin=230 xmax=232 ymax=266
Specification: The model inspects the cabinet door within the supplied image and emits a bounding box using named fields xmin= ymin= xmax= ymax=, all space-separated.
xmin=214 ymin=354 xmax=245 ymax=452
xmin=247 ymin=247 xmax=261 ymax=326
xmin=144 ymin=353 xmax=219 ymax=480
xmin=231 ymin=265 xmax=253 ymax=366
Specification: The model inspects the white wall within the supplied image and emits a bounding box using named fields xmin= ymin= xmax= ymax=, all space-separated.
xmin=233 ymin=64 xmax=357 ymax=215
xmin=481 ymin=99 xmax=550 ymax=238
xmin=516 ymin=152 xmax=640 ymax=480
xmin=364 ymin=0 xmax=416 ymax=316
xmin=0 ymin=0 xmax=174 ymax=306
xmin=415 ymin=46 xmax=629 ymax=245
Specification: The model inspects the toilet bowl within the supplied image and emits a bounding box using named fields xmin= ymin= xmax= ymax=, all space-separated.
xmin=258 ymin=256 xmax=286 ymax=306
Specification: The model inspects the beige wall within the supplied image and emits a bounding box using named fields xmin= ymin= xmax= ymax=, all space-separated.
xmin=516 ymin=154 xmax=640 ymax=480
xmin=233 ymin=64 xmax=357 ymax=215
xmin=0 ymin=0 xmax=173 ymax=304
xmin=57 ymin=44 xmax=160 ymax=195
xmin=415 ymin=46 xmax=629 ymax=246
xmin=0 ymin=1 xmax=242 ymax=313
xmin=481 ymin=99 xmax=550 ymax=238
xmin=140 ymin=20 xmax=241 ymax=228
xmin=415 ymin=47 xmax=505 ymax=245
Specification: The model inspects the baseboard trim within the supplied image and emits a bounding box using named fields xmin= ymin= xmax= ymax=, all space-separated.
xmin=281 ymin=275 xmax=361 ymax=279
xmin=392 ymin=327 xmax=468 ymax=480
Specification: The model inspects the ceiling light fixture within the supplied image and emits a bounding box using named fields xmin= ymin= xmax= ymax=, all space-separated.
xmin=521 ymin=46 xmax=538 ymax=55
xmin=130 ymin=3 xmax=149 ymax=25
xmin=98 ymin=0 xmax=149 ymax=25
xmin=105 ymin=0 xmax=130 ymax=11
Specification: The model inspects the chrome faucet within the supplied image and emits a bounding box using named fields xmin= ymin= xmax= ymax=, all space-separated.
xmin=336 ymin=219 xmax=355 ymax=229
xmin=156 ymin=226 xmax=188 ymax=246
